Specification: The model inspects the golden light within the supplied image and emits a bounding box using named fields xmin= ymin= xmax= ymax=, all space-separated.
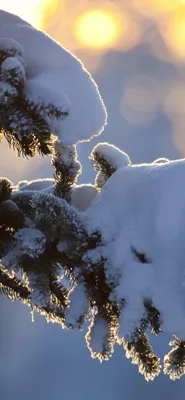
xmin=132 ymin=0 xmax=182 ymax=17
xmin=74 ymin=9 xmax=125 ymax=49
xmin=0 ymin=0 xmax=47 ymax=27
xmin=162 ymin=8 xmax=185 ymax=58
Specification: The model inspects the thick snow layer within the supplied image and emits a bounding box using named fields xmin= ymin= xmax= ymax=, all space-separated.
xmin=91 ymin=142 xmax=131 ymax=169
xmin=86 ymin=314 xmax=109 ymax=356
xmin=82 ymin=158 xmax=185 ymax=340
xmin=15 ymin=179 xmax=98 ymax=211
xmin=65 ymin=284 xmax=89 ymax=328
xmin=70 ymin=184 xmax=98 ymax=211
xmin=14 ymin=228 xmax=46 ymax=258
xmin=0 ymin=10 xmax=107 ymax=145
xmin=16 ymin=178 xmax=54 ymax=192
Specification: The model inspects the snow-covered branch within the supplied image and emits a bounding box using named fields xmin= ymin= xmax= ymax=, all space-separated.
xmin=0 ymin=9 xmax=185 ymax=382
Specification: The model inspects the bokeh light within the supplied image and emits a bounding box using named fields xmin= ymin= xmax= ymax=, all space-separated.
xmin=132 ymin=0 xmax=183 ymax=17
xmin=120 ymin=75 xmax=160 ymax=125
xmin=74 ymin=9 xmax=124 ymax=49
xmin=161 ymin=8 xmax=185 ymax=58
xmin=160 ymin=80 xmax=185 ymax=156
xmin=162 ymin=82 xmax=185 ymax=120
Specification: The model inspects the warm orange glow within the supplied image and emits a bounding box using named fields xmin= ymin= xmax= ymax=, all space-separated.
xmin=0 ymin=0 xmax=46 ymax=27
xmin=74 ymin=9 xmax=125 ymax=49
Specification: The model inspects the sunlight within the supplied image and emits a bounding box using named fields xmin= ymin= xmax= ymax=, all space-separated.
xmin=163 ymin=8 xmax=185 ymax=58
xmin=132 ymin=0 xmax=182 ymax=17
xmin=0 ymin=0 xmax=46 ymax=27
xmin=74 ymin=9 xmax=125 ymax=49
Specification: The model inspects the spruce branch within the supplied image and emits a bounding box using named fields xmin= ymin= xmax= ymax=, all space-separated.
xmin=144 ymin=300 xmax=161 ymax=335
xmin=90 ymin=142 xmax=131 ymax=189
xmin=123 ymin=328 xmax=161 ymax=381
xmin=0 ymin=268 xmax=30 ymax=301
xmin=0 ymin=36 xmax=183 ymax=381
xmin=90 ymin=148 xmax=116 ymax=189
xmin=164 ymin=337 xmax=185 ymax=380
xmin=52 ymin=139 xmax=81 ymax=202
xmin=0 ymin=38 xmax=23 ymax=65
xmin=0 ymin=178 xmax=13 ymax=203
xmin=0 ymin=45 xmax=68 ymax=157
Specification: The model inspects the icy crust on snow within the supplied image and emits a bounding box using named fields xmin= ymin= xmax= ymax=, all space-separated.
xmin=0 ymin=10 xmax=107 ymax=144
xmin=82 ymin=158 xmax=185 ymax=340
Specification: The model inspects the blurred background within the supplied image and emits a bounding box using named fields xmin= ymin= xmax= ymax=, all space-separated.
xmin=1 ymin=0 xmax=185 ymax=399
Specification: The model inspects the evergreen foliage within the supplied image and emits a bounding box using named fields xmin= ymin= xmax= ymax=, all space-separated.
xmin=0 ymin=38 xmax=184 ymax=382
xmin=0 ymin=39 xmax=68 ymax=157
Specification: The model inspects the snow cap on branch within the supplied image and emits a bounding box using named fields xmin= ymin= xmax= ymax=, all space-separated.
xmin=1 ymin=56 xmax=26 ymax=88
xmin=0 ymin=10 xmax=107 ymax=145
xmin=90 ymin=142 xmax=131 ymax=189
xmin=14 ymin=228 xmax=46 ymax=258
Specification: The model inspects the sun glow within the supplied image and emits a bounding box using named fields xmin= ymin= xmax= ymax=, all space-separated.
xmin=74 ymin=9 xmax=125 ymax=49
xmin=0 ymin=0 xmax=46 ymax=27
xmin=162 ymin=8 xmax=185 ymax=58
xmin=132 ymin=0 xmax=183 ymax=16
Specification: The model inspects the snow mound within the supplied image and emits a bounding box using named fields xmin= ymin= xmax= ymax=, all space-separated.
xmin=82 ymin=158 xmax=185 ymax=340
xmin=91 ymin=142 xmax=131 ymax=170
xmin=0 ymin=10 xmax=107 ymax=145
xmin=15 ymin=179 xmax=98 ymax=211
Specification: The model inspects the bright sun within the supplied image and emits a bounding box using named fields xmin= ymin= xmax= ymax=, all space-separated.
xmin=0 ymin=0 xmax=46 ymax=27
xmin=74 ymin=9 xmax=124 ymax=49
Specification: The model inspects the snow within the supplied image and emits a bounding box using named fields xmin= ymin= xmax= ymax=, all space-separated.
xmin=24 ymin=77 xmax=70 ymax=118
xmin=154 ymin=157 xmax=170 ymax=164
xmin=86 ymin=313 xmax=109 ymax=360
xmin=2 ymin=12 xmax=185 ymax=397
xmin=65 ymin=283 xmax=89 ymax=329
xmin=15 ymin=179 xmax=98 ymax=211
xmin=91 ymin=142 xmax=131 ymax=189
xmin=0 ymin=10 xmax=107 ymax=145
xmin=91 ymin=142 xmax=131 ymax=169
xmin=82 ymin=158 xmax=185 ymax=341
xmin=95 ymin=171 xmax=106 ymax=189
xmin=70 ymin=184 xmax=98 ymax=211
xmin=0 ymin=81 xmax=17 ymax=103
xmin=14 ymin=228 xmax=46 ymax=258
xmin=0 ymin=37 xmax=23 ymax=56
xmin=15 ymin=178 xmax=54 ymax=192
xmin=53 ymin=140 xmax=81 ymax=178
